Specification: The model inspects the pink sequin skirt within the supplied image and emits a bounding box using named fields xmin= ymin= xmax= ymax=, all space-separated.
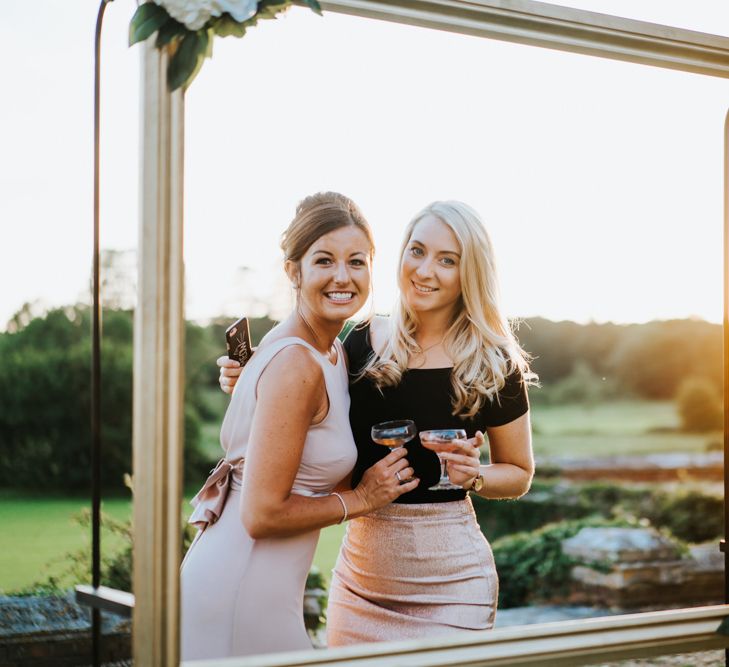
xmin=326 ymin=497 xmax=498 ymax=646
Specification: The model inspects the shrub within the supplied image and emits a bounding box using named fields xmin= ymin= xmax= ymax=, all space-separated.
xmin=541 ymin=361 xmax=620 ymax=405
xmin=24 ymin=505 xmax=201 ymax=596
xmin=473 ymin=483 xmax=588 ymax=540
xmin=304 ymin=565 xmax=329 ymax=631
xmin=492 ymin=517 xmax=633 ymax=608
xmin=0 ymin=306 xmax=211 ymax=491
xmin=15 ymin=508 xmax=134 ymax=595
xmin=638 ymin=488 xmax=723 ymax=543
xmin=675 ymin=376 xmax=722 ymax=433
xmin=472 ymin=480 xmax=651 ymax=541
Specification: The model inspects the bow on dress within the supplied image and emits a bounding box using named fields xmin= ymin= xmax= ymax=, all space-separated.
xmin=188 ymin=458 xmax=244 ymax=531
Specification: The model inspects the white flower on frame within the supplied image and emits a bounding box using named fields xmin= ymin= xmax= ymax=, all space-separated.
xmin=154 ymin=0 xmax=258 ymax=31
xmin=215 ymin=0 xmax=258 ymax=23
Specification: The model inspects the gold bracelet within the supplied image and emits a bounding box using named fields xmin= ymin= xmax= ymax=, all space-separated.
xmin=331 ymin=491 xmax=348 ymax=524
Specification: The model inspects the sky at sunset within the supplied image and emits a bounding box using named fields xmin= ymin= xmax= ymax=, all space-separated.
xmin=3 ymin=0 xmax=729 ymax=329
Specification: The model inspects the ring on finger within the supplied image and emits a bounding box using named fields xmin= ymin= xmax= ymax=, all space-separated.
xmin=395 ymin=471 xmax=402 ymax=482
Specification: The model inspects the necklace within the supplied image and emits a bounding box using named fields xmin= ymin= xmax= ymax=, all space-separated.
xmin=297 ymin=307 xmax=336 ymax=362
xmin=409 ymin=338 xmax=444 ymax=368
xmin=414 ymin=338 xmax=444 ymax=355
xmin=298 ymin=306 xmax=320 ymax=345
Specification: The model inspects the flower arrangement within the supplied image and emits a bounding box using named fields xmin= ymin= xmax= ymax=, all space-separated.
xmin=130 ymin=0 xmax=322 ymax=91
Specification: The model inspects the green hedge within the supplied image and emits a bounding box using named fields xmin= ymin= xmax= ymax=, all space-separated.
xmin=473 ymin=480 xmax=722 ymax=545
xmin=0 ymin=307 xmax=215 ymax=491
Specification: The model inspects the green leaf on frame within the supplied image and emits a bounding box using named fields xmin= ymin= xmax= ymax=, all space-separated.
xmin=211 ymin=14 xmax=249 ymax=37
xmin=129 ymin=3 xmax=170 ymax=46
xmin=255 ymin=2 xmax=291 ymax=20
xmin=167 ymin=30 xmax=205 ymax=91
xmin=155 ymin=18 xmax=186 ymax=49
xmin=185 ymin=30 xmax=210 ymax=87
xmin=300 ymin=0 xmax=323 ymax=17
xmin=204 ymin=27 xmax=215 ymax=58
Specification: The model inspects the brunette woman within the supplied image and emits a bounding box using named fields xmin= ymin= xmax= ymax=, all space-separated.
xmin=181 ymin=192 xmax=417 ymax=660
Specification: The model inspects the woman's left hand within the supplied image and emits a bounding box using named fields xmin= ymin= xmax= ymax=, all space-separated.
xmin=436 ymin=431 xmax=484 ymax=489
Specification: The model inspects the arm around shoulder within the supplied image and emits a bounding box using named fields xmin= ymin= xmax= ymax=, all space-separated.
xmin=368 ymin=315 xmax=390 ymax=354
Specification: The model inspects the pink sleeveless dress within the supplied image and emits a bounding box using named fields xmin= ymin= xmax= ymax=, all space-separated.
xmin=180 ymin=336 xmax=356 ymax=660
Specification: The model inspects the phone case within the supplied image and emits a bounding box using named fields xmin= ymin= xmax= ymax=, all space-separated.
xmin=225 ymin=316 xmax=253 ymax=366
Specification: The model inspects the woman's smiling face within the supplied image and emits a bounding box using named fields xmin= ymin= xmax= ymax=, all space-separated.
xmin=292 ymin=224 xmax=372 ymax=324
xmin=400 ymin=214 xmax=462 ymax=318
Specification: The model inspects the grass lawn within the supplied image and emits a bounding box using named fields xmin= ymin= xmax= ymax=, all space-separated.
xmin=0 ymin=491 xmax=346 ymax=594
xmin=2 ymin=399 xmax=713 ymax=594
xmin=0 ymin=493 xmax=132 ymax=594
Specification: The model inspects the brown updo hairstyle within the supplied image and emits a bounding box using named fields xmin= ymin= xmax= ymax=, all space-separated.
xmin=280 ymin=192 xmax=375 ymax=274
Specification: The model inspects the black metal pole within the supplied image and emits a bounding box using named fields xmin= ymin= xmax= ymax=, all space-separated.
xmin=92 ymin=2 xmax=112 ymax=665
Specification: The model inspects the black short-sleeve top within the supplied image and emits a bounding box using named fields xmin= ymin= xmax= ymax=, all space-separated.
xmin=344 ymin=322 xmax=529 ymax=504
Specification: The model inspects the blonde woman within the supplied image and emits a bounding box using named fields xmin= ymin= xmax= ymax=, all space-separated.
xmin=219 ymin=200 xmax=535 ymax=644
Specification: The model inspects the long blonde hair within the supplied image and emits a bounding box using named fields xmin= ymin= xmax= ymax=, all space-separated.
xmin=361 ymin=200 xmax=535 ymax=419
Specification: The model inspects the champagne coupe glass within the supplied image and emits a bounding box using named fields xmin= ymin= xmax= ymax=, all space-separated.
xmin=371 ymin=420 xmax=417 ymax=452
xmin=419 ymin=429 xmax=467 ymax=490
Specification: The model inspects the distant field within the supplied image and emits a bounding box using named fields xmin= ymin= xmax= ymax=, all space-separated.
xmin=532 ymin=432 xmax=714 ymax=459
xmin=530 ymin=400 xmax=717 ymax=458
xmin=531 ymin=400 xmax=680 ymax=435
xmin=2 ymin=399 xmax=714 ymax=593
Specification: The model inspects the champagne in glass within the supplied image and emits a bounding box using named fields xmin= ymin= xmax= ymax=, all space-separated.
xmin=371 ymin=420 xmax=416 ymax=451
xmin=419 ymin=429 xmax=467 ymax=491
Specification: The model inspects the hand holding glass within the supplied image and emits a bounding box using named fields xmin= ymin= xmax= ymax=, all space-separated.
xmin=371 ymin=420 xmax=417 ymax=451
xmin=419 ymin=429 xmax=467 ymax=490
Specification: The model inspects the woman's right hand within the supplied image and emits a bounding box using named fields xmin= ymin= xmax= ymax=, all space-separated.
xmin=352 ymin=448 xmax=419 ymax=513
xmin=217 ymin=355 xmax=242 ymax=395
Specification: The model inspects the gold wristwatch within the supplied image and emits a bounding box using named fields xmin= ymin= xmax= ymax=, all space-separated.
xmin=467 ymin=474 xmax=484 ymax=493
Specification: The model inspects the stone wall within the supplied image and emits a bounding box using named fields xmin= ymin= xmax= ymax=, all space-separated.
xmin=0 ymin=593 xmax=130 ymax=667
xmin=561 ymin=527 xmax=724 ymax=609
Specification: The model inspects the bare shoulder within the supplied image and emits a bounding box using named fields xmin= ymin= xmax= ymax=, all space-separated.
xmin=257 ymin=345 xmax=325 ymax=399
xmin=369 ymin=315 xmax=390 ymax=355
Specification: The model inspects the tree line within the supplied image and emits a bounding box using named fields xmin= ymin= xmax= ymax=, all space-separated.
xmin=517 ymin=316 xmax=721 ymax=399
xmin=0 ymin=305 xmax=720 ymax=491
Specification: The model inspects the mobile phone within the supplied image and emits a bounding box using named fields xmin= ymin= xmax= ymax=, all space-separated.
xmin=225 ymin=316 xmax=253 ymax=366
